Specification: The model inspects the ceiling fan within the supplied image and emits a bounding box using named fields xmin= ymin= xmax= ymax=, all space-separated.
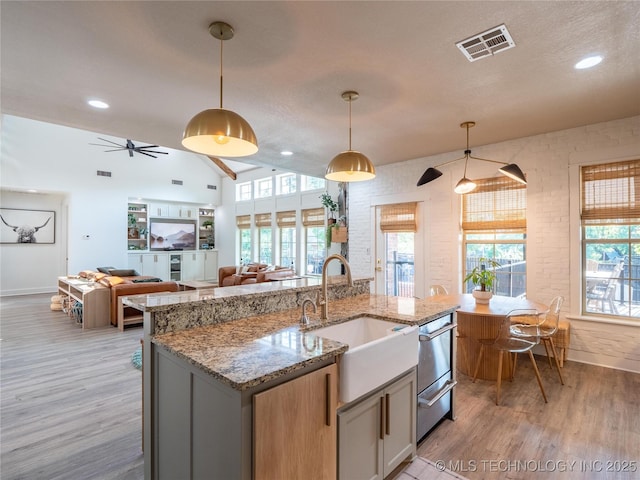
xmin=90 ymin=137 xmax=168 ymax=158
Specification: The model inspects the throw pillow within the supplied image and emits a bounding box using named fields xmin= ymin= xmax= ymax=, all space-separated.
xmin=241 ymin=266 xmax=250 ymax=274
xmin=266 ymin=265 xmax=276 ymax=272
xmin=96 ymin=266 xmax=116 ymax=274
xmin=99 ymin=276 xmax=125 ymax=287
xmin=78 ymin=270 xmax=95 ymax=278
xmin=107 ymin=268 xmax=139 ymax=277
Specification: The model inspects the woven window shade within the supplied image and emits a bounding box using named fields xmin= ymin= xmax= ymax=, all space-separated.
xmin=276 ymin=210 xmax=297 ymax=228
xmin=462 ymin=177 xmax=526 ymax=230
xmin=254 ymin=213 xmax=272 ymax=228
xmin=380 ymin=202 xmax=418 ymax=232
xmin=236 ymin=215 xmax=251 ymax=229
xmin=581 ymin=159 xmax=640 ymax=224
xmin=302 ymin=208 xmax=325 ymax=227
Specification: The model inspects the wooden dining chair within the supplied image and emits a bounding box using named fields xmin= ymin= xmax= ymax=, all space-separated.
xmin=510 ymin=296 xmax=565 ymax=385
xmin=472 ymin=309 xmax=548 ymax=406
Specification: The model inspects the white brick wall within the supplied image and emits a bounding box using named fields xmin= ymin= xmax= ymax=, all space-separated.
xmin=348 ymin=115 xmax=640 ymax=373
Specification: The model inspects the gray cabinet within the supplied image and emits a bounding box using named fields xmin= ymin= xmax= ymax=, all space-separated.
xmin=338 ymin=369 xmax=416 ymax=480
xmin=152 ymin=345 xmax=336 ymax=480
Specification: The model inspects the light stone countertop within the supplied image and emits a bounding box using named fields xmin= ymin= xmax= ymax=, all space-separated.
xmin=152 ymin=294 xmax=459 ymax=391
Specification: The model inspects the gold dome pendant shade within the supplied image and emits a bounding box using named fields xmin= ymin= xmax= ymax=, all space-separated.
xmin=325 ymin=91 xmax=375 ymax=182
xmin=182 ymin=22 xmax=258 ymax=157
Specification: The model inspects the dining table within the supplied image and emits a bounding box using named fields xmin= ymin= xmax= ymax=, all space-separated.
xmin=431 ymin=294 xmax=547 ymax=381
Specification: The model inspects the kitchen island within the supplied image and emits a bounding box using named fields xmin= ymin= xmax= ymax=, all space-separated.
xmin=123 ymin=278 xmax=458 ymax=479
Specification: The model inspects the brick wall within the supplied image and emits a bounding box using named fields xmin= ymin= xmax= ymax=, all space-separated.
xmin=348 ymin=115 xmax=640 ymax=372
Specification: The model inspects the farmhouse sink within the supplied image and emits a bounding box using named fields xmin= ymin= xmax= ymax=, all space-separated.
xmin=312 ymin=316 xmax=418 ymax=403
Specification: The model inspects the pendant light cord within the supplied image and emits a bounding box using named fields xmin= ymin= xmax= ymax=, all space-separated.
xmin=219 ymin=36 xmax=224 ymax=109
xmin=348 ymin=97 xmax=352 ymax=150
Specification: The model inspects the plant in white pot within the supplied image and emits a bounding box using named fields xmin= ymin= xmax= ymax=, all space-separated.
xmin=464 ymin=258 xmax=501 ymax=304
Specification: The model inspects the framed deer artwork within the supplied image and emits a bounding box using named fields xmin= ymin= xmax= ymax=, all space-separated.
xmin=0 ymin=208 xmax=55 ymax=244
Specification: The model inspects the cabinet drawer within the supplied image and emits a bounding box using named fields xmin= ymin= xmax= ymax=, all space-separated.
xmin=417 ymin=372 xmax=454 ymax=442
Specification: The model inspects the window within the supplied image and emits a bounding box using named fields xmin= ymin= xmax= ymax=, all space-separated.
xmin=462 ymin=177 xmax=527 ymax=297
xmin=581 ymin=159 xmax=640 ymax=319
xmin=302 ymin=208 xmax=326 ymax=275
xmin=301 ymin=175 xmax=326 ymax=192
xmin=276 ymin=173 xmax=297 ymax=195
xmin=236 ymin=215 xmax=252 ymax=262
xmin=255 ymin=213 xmax=273 ymax=264
xmin=277 ymin=211 xmax=297 ymax=270
xmin=254 ymin=177 xmax=273 ymax=199
xmin=236 ymin=182 xmax=252 ymax=201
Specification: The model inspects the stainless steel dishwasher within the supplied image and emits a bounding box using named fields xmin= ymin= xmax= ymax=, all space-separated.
xmin=416 ymin=313 xmax=457 ymax=442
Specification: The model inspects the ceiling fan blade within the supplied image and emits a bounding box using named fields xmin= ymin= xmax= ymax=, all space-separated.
xmin=138 ymin=145 xmax=160 ymax=149
xmin=138 ymin=149 xmax=168 ymax=155
xmin=137 ymin=151 xmax=157 ymax=158
xmin=103 ymin=148 xmax=127 ymax=152
xmin=97 ymin=137 xmax=125 ymax=148
xmin=90 ymin=143 xmax=121 ymax=148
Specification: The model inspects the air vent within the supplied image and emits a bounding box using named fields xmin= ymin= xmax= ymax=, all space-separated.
xmin=172 ymin=180 xmax=183 ymax=186
xmin=207 ymin=184 xmax=217 ymax=190
xmin=456 ymin=24 xmax=515 ymax=62
xmin=96 ymin=170 xmax=112 ymax=177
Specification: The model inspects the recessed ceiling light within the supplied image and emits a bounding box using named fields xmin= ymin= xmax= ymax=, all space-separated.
xmin=575 ymin=55 xmax=603 ymax=70
xmin=27 ymin=189 xmax=38 ymax=193
xmin=88 ymin=99 xmax=109 ymax=109
xmin=280 ymin=151 xmax=293 ymax=156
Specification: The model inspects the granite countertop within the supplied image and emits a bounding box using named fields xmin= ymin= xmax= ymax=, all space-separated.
xmin=152 ymin=294 xmax=459 ymax=391
xmin=124 ymin=276 xmax=366 ymax=312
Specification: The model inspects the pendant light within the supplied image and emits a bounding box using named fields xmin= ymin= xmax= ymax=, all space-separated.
xmin=417 ymin=121 xmax=527 ymax=192
xmin=182 ymin=21 xmax=258 ymax=157
xmin=325 ymin=91 xmax=375 ymax=182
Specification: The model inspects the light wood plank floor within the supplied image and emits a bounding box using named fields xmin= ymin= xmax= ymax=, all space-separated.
xmin=2 ymin=294 xmax=639 ymax=480
xmin=416 ymin=350 xmax=640 ymax=480
xmin=1 ymin=293 xmax=144 ymax=480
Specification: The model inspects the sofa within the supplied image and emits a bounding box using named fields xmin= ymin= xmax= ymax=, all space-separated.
xmin=218 ymin=263 xmax=296 ymax=287
xmin=78 ymin=268 xmax=179 ymax=329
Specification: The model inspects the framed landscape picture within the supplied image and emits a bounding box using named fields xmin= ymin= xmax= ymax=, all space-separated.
xmin=0 ymin=208 xmax=55 ymax=244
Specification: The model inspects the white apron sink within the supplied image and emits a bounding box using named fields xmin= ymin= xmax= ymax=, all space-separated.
xmin=312 ymin=317 xmax=418 ymax=403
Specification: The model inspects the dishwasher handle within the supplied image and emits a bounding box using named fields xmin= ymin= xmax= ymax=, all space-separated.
xmin=419 ymin=322 xmax=457 ymax=342
xmin=418 ymin=379 xmax=457 ymax=408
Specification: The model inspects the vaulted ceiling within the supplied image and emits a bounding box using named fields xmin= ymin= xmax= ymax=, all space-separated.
xmin=2 ymin=1 xmax=639 ymax=178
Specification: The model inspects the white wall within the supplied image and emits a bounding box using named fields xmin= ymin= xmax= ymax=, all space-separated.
xmin=1 ymin=115 xmax=222 ymax=295
xmin=349 ymin=115 xmax=640 ymax=373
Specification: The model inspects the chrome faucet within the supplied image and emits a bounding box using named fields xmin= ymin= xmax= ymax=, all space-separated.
xmin=300 ymin=298 xmax=317 ymax=326
xmin=319 ymin=254 xmax=354 ymax=320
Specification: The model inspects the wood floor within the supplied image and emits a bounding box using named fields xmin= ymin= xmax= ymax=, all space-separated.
xmin=1 ymin=293 xmax=144 ymax=480
xmin=416 ymin=351 xmax=640 ymax=480
xmin=2 ymin=294 xmax=639 ymax=480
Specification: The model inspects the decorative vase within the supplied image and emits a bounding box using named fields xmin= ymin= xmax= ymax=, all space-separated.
xmin=472 ymin=289 xmax=493 ymax=304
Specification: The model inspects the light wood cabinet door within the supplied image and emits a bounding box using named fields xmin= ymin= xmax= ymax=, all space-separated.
xmin=254 ymin=363 xmax=338 ymax=480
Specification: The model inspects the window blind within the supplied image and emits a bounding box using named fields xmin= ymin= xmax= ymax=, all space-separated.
xmin=254 ymin=213 xmax=272 ymax=228
xmin=462 ymin=177 xmax=526 ymax=230
xmin=380 ymin=202 xmax=418 ymax=232
xmin=236 ymin=215 xmax=251 ymax=229
xmin=276 ymin=210 xmax=296 ymax=228
xmin=302 ymin=208 xmax=324 ymax=227
xmin=581 ymin=159 xmax=640 ymax=224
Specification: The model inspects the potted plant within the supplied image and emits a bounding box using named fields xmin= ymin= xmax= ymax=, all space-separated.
xmin=319 ymin=192 xmax=339 ymax=224
xmin=202 ymin=220 xmax=213 ymax=230
xmin=127 ymin=213 xmax=139 ymax=239
xmin=464 ymin=258 xmax=501 ymax=304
